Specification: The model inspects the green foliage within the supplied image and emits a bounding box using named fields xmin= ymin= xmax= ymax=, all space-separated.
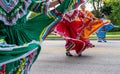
xmin=100 ymin=0 xmax=120 ymax=29
xmin=109 ymin=27 xmax=120 ymax=32
xmin=100 ymin=4 xmax=112 ymax=15
xmin=90 ymin=0 xmax=120 ymax=31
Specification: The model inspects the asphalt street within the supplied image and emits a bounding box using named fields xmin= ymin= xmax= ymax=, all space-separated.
xmin=30 ymin=40 xmax=120 ymax=74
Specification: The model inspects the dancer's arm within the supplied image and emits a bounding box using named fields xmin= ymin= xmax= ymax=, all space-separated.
xmin=49 ymin=0 xmax=64 ymax=8
xmin=55 ymin=0 xmax=82 ymax=14
xmin=29 ymin=0 xmax=63 ymax=13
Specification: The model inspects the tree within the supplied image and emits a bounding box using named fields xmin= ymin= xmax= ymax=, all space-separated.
xmin=89 ymin=0 xmax=103 ymax=18
xmin=102 ymin=0 xmax=120 ymax=30
xmin=89 ymin=0 xmax=120 ymax=31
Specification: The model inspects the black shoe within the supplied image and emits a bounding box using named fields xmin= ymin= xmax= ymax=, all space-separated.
xmin=66 ymin=52 xmax=73 ymax=56
xmin=103 ymin=40 xmax=107 ymax=42
xmin=101 ymin=38 xmax=107 ymax=42
xmin=78 ymin=54 xmax=82 ymax=57
xmin=98 ymin=40 xmax=102 ymax=42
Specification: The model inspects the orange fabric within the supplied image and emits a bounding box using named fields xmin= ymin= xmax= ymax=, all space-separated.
xmin=81 ymin=19 xmax=105 ymax=38
xmin=76 ymin=10 xmax=107 ymax=48
xmin=77 ymin=10 xmax=107 ymax=38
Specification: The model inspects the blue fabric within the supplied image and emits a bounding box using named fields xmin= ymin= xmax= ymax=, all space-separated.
xmin=104 ymin=23 xmax=115 ymax=32
xmin=96 ymin=18 xmax=115 ymax=38
xmin=96 ymin=26 xmax=106 ymax=38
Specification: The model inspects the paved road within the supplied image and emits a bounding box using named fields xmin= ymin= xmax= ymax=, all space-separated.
xmin=30 ymin=40 xmax=120 ymax=74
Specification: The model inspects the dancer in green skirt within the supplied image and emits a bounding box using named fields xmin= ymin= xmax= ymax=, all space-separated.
xmin=0 ymin=0 xmax=82 ymax=73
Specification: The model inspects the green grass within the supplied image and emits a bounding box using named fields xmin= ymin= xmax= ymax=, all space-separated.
xmin=47 ymin=35 xmax=120 ymax=39
xmin=47 ymin=32 xmax=120 ymax=39
xmin=90 ymin=35 xmax=120 ymax=39
xmin=106 ymin=32 xmax=120 ymax=35
xmin=47 ymin=34 xmax=61 ymax=39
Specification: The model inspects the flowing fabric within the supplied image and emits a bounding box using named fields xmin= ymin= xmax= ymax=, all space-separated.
xmin=0 ymin=0 xmax=82 ymax=73
xmin=96 ymin=18 xmax=115 ymax=39
xmin=54 ymin=9 xmax=106 ymax=55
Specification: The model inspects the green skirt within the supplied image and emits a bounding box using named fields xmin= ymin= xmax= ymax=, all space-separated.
xmin=0 ymin=14 xmax=53 ymax=74
xmin=0 ymin=41 xmax=41 ymax=74
xmin=0 ymin=0 xmax=82 ymax=73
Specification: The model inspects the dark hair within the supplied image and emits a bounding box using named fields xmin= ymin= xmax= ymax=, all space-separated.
xmin=57 ymin=0 xmax=61 ymax=4
xmin=101 ymin=13 xmax=105 ymax=18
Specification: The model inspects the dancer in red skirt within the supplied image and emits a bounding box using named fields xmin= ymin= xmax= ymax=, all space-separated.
xmin=54 ymin=3 xmax=108 ymax=56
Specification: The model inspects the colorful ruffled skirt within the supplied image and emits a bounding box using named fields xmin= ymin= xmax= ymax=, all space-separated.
xmin=54 ymin=16 xmax=106 ymax=55
xmin=0 ymin=0 xmax=83 ymax=73
xmin=0 ymin=13 xmax=54 ymax=73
